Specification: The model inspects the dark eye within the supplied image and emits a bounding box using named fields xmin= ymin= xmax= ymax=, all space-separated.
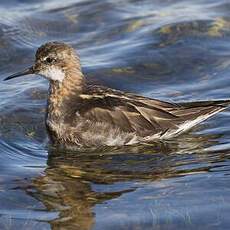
xmin=45 ymin=57 xmax=55 ymax=64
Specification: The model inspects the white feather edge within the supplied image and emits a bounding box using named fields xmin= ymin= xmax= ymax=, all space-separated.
xmin=159 ymin=107 xmax=226 ymax=140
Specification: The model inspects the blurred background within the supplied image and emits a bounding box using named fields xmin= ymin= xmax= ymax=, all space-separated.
xmin=1 ymin=0 xmax=230 ymax=229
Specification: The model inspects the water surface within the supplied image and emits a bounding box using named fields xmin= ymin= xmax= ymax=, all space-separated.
xmin=1 ymin=0 xmax=230 ymax=229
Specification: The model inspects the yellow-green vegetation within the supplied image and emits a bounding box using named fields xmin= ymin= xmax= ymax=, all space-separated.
xmin=64 ymin=12 xmax=78 ymax=24
xmin=126 ymin=19 xmax=144 ymax=32
xmin=159 ymin=25 xmax=172 ymax=34
xmin=158 ymin=18 xmax=230 ymax=40
xmin=208 ymin=17 xmax=229 ymax=37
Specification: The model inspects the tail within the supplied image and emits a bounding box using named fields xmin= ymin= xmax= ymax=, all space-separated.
xmin=179 ymin=99 xmax=230 ymax=108
xmin=161 ymin=99 xmax=230 ymax=138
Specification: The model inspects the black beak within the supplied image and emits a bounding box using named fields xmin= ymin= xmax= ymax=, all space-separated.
xmin=4 ymin=66 xmax=35 ymax=81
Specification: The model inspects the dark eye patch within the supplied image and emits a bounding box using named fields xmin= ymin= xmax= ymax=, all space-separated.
xmin=44 ymin=57 xmax=56 ymax=64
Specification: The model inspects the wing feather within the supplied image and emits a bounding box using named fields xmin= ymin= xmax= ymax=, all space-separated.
xmin=77 ymin=86 xmax=229 ymax=138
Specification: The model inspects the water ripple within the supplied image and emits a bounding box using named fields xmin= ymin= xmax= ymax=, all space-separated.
xmin=1 ymin=0 xmax=230 ymax=229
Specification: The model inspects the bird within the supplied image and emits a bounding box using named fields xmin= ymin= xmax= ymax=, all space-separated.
xmin=4 ymin=41 xmax=230 ymax=148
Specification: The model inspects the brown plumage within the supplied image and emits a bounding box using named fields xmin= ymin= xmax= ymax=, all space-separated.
xmin=4 ymin=42 xmax=230 ymax=148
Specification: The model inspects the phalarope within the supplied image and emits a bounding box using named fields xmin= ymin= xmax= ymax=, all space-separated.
xmin=4 ymin=42 xmax=230 ymax=147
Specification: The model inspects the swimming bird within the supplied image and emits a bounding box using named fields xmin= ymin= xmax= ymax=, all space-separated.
xmin=4 ymin=42 xmax=230 ymax=148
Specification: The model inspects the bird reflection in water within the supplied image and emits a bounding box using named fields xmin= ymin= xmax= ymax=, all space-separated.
xmin=24 ymin=132 xmax=225 ymax=229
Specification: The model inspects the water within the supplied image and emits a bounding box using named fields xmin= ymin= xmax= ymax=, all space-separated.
xmin=1 ymin=0 xmax=230 ymax=229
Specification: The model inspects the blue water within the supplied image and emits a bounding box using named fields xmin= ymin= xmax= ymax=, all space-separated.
xmin=1 ymin=0 xmax=230 ymax=229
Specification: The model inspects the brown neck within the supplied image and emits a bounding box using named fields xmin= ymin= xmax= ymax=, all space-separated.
xmin=47 ymin=68 xmax=85 ymax=122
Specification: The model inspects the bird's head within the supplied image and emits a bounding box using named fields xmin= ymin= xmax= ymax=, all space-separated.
xmin=4 ymin=41 xmax=82 ymax=83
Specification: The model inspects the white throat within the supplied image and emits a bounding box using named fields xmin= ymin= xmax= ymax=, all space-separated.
xmin=40 ymin=66 xmax=65 ymax=82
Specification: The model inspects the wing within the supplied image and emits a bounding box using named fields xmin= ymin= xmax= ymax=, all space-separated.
xmin=75 ymin=85 xmax=229 ymax=137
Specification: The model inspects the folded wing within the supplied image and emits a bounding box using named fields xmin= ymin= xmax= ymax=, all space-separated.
xmin=77 ymin=86 xmax=230 ymax=138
